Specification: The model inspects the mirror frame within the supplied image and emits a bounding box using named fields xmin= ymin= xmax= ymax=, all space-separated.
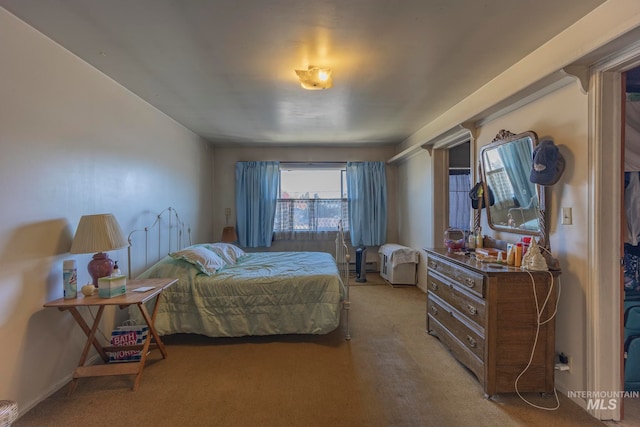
xmin=479 ymin=130 xmax=548 ymax=248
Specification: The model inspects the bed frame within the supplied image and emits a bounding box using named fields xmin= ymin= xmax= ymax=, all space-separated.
xmin=127 ymin=207 xmax=352 ymax=340
xmin=335 ymin=220 xmax=351 ymax=340
xmin=126 ymin=207 xmax=191 ymax=280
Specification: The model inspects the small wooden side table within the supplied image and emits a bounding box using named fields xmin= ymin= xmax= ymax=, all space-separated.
xmin=44 ymin=278 xmax=177 ymax=394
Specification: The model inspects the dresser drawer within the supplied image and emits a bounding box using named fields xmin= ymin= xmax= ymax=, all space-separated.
xmin=427 ymin=256 xmax=484 ymax=298
xmin=428 ymin=314 xmax=484 ymax=384
xmin=427 ymin=270 xmax=486 ymax=329
xmin=427 ymin=293 xmax=485 ymax=361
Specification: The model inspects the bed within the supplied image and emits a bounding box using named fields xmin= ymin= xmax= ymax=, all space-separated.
xmin=126 ymin=208 xmax=351 ymax=339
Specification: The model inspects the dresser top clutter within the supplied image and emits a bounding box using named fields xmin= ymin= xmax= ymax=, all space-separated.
xmin=424 ymin=247 xmax=560 ymax=278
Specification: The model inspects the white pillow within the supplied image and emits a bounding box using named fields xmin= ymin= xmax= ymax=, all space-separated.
xmin=205 ymin=243 xmax=246 ymax=264
xmin=169 ymin=246 xmax=227 ymax=275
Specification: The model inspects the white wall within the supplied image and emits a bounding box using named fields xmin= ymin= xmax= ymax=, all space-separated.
xmin=0 ymin=9 xmax=213 ymax=414
xmin=395 ymin=149 xmax=437 ymax=292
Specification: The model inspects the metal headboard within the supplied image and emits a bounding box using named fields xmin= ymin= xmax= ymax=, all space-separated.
xmin=127 ymin=207 xmax=192 ymax=279
xmin=335 ymin=220 xmax=351 ymax=340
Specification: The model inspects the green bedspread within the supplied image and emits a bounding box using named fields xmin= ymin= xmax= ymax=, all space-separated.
xmin=128 ymin=251 xmax=345 ymax=337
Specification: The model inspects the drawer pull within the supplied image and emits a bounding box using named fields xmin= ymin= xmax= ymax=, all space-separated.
xmin=467 ymin=335 xmax=477 ymax=348
xmin=429 ymin=261 xmax=438 ymax=269
xmin=430 ymin=281 xmax=439 ymax=291
xmin=466 ymin=304 xmax=477 ymax=316
xmin=430 ymin=305 xmax=439 ymax=315
xmin=464 ymin=277 xmax=475 ymax=288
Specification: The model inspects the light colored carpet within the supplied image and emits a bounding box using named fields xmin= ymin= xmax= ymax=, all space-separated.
xmin=14 ymin=275 xmax=605 ymax=427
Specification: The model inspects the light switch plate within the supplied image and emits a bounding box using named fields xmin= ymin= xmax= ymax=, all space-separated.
xmin=562 ymin=207 xmax=572 ymax=225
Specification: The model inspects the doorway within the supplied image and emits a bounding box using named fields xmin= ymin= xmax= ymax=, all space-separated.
xmin=588 ymin=43 xmax=640 ymax=422
xmin=448 ymin=141 xmax=471 ymax=233
xmin=622 ymin=65 xmax=640 ymax=422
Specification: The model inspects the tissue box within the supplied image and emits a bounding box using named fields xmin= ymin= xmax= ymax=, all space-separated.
xmin=98 ymin=276 xmax=127 ymax=298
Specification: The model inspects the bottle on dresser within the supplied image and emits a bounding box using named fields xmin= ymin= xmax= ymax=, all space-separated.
xmin=112 ymin=261 xmax=122 ymax=277
xmin=467 ymin=230 xmax=476 ymax=250
xmin=475 ymin=227 xmax=483 ymax=248
xmin=514 ymin=243 xmax=523 ymax=267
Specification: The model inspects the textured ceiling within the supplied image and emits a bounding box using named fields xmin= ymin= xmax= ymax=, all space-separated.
xmin=0 ymin=0 xmax=606 ymax=146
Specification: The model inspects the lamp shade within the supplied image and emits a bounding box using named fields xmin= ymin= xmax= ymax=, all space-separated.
xmin=70 ymin=214 xmax=128 ymax=254
xmin=221 ymin=226 xmax=238 ymax=243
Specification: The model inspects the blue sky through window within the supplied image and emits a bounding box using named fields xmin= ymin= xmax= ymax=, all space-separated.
xmin=280 ymin=168 xmax=346 ymax=199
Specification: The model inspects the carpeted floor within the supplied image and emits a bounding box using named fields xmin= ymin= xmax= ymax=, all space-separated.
xmin=14 ymin=275 xmax=606 ymax=427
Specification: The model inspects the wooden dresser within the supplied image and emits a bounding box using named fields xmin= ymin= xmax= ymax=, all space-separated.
xmin=424 ymin=248 xmax=559 ymax=397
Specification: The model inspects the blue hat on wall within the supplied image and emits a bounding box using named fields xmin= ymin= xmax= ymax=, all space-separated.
xmin=530 ymin=138 xmax=565 ymax=186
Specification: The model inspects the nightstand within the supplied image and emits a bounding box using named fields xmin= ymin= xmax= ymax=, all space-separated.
xmin=44 ymin=278 xmax=177 ymax=394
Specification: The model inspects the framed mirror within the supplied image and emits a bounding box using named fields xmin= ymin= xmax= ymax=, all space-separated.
xmin=480 ymin=130 xmax=547 ymax=246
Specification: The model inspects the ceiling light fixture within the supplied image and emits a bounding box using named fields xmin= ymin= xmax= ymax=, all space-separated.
xmin=295 ymin=66 xmax=333 ymax=90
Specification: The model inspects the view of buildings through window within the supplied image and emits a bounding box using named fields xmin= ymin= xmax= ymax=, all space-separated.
xmin=275 ymin=166 xmax=348 ymax=232
xmin=484 ymin=150 xmax=515 ymax=210
xmin=280 ymin=168 xmax=347 ymax=199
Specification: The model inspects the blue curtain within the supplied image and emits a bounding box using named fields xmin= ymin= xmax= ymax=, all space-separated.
xmin=497 ymin=140 xmax=536 ymax=207
xmin=346 ymin=161 xmax=387 ymax=246
xmin=235 ymin=161 xmax=280 ymax=247
xmin=449 ymin=172 xmax=472 ymax=231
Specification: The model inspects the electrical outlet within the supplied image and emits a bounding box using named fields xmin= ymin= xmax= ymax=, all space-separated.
xmin=556 ymin=353 xmax=571 ymax=372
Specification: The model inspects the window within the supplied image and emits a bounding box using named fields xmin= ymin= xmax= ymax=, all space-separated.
xmin=484 ymin=150 xmax=517 ymax=210
xmin=274 ymin=164 xmax=349 ymax=238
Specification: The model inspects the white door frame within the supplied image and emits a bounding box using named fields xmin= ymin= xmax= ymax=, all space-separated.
xmin=588 ymin=42 xmax=640 ymax=421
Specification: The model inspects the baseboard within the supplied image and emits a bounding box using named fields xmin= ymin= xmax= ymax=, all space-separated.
xmin=16 ymin=353 xmax=101 ymax=419
xmin=349 ymin=261 xmax=380 ymax=272
xmin=348 ymin=261 xmax=378 ymax=273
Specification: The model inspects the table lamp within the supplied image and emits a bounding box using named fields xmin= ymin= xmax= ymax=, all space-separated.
xmin=70 ymin=213 xmax=129 ymax=286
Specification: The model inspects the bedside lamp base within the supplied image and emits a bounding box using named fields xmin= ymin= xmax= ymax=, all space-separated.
xmin=88 ymin=252 xmax=114 ymax=287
